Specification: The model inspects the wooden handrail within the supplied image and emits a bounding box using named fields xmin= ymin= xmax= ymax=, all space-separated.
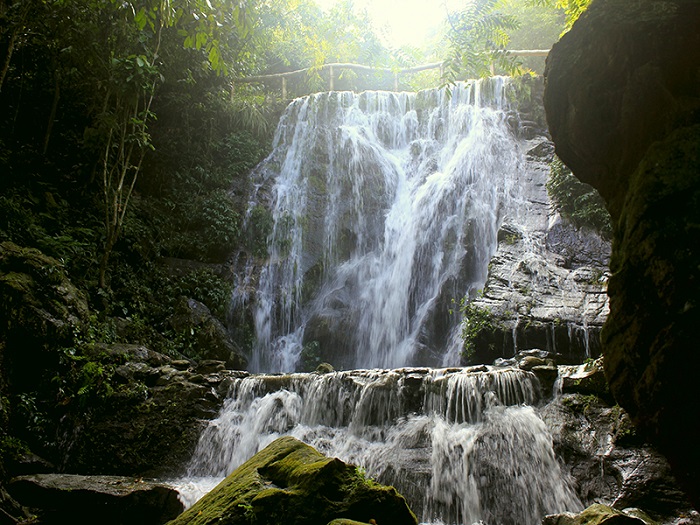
xmin=232 ymin=50 xmax=549 ymax=98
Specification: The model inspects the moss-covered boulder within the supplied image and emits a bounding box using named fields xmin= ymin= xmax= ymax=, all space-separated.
xmin=0 ymin=241 xmax=89 ymax=391
xmin=543 ymin=504 xmax=647 ymax=525
xmin=0 ymin=241 xmax=89 ymax=344
xmin=167 ymin=436 xmax=417 ymax=525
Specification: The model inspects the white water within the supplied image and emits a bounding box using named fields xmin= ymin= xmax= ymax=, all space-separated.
xmin=175 ymin=367 xmax=582 ymax=524
xmin=172 ymin=80 xmax=588 ymax=524
xmin=244 ymin=79 xmax=529 ymax=373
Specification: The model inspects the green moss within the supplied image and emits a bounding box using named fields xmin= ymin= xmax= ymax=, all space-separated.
xmin=460 ymin=298 xmax=501 ymax=362
xmin=547 ymin=156 xmax=612 ymax=238
xmin=167 ymin=436 xmax=417 ymax=525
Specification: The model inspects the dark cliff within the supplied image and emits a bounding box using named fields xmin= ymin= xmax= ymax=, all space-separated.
xmin=544 ymin=0 xmax=700 ymax=508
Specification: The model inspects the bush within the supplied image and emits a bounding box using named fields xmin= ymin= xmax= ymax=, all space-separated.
xmin=546 ymin=157 xmax=612 ymax=238
xmin=460 ymin=299 xmax=499 ymax=362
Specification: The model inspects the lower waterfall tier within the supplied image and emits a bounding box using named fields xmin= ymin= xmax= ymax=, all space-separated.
xmin=172 ymin=362 xmax=695 ymax=525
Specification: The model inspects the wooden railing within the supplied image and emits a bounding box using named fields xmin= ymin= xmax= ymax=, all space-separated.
xmin=233 ymin=50 xmax=549 ymax=98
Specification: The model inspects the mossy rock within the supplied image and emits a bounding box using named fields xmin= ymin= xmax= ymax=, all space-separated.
xmin=167 ymin=436 xmax=417 ymax=525
xmin=0 ymin=241 xmax=89 ymax=343
xmin=543 ymin=504 xmax=646 ymax=525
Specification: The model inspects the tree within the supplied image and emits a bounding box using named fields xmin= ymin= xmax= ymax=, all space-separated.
xmin=442 ymin=0 xmax=521 ymax=83
xmin=526 ymin=0 xmax=592 ymax=33
xmin=0 ymin=0 xmax=31 ymax=93
xmin=81 ymin=0 xmax=254 ymax=288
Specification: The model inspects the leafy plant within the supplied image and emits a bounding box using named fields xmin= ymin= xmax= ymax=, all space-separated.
xmin=526 ymin=0 xmax=592 ymax=34
xmin=443 ymin=0 xmax=522 ymax=83
xmin=460 ymin=299 xmax=500 ymax=362
xmin=546 ymin=156 xmax=612 ymax=238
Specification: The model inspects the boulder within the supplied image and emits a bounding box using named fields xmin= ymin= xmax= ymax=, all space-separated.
xmin=0 ymin=242 xmax=89 ymax=390
xmin=53 ymin=345 xmax=239 ymax=477
xmin=544 ymin=0 xmax=700 ymax=507
xmin=169 ymin=298 xmax=247 ymax=370
xmin=559 ymin=358 xmax=610 ymax=398
xmin=0 ymin=242 xmax=89 ymax=344
xmin=543 ymin=504 xmax=646 ymax=525
xmin=8 ymin=473 xmax=183 ymax=525
xmin=166 ymin=436 xmax=418 ymax=525
xmin=541 ymin=394 xmax=695 ymax=522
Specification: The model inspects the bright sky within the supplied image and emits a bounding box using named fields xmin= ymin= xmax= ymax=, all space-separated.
xmin=316 ymin=0 xmax=461 ymax=48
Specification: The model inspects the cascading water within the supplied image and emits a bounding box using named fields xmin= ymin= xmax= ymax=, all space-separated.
xmin=174 ymin=79 xmax=590 ymax=524
xmin=177 ymin=367 xmax=582 ymax=524
xmin=244 ymin=78 xmax=528 ymax=373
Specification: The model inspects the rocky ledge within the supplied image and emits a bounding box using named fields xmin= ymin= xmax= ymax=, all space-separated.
xmin=8 ymin=474 xmax=183 ymax=525
xmin=55 ymin=346 xmax=248 ymax=476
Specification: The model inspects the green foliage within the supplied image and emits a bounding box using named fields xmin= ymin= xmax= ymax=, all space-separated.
xmin=0 ymin=189 xmax=101 ymax=283
xmin=247 ymin=205 xmax=274 ymax=259
xmin=299 ymin=341 xmax=321 ymax=372
xmin=168 ymin=269 xmax=233 ymax=321
xmin=14 ymin=392 xmax=50 ymax=440
xmin=443 ymin=0 xmax=522 ymax=83
xmin=460 ymin=299 xmax=499 ymax=361
xmin=499 ymin=1 xmax=566 ymax=73
xmin=0 ymin=435 xmax=30 ymax=463
xmin=167 ymin=188 xmax=242 ymax=262
xmin=526 ymin=0 xmax=592 ymax=33
xmin=546 ymin=157 xmax=612 ymax=238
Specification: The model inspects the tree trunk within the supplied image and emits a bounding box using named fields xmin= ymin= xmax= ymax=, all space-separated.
xmin=43 ymin=69 xmax=60 ymax=155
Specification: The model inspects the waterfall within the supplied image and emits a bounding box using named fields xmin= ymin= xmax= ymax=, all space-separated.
xmin=176 ymin=367 xmax=582 ymax=524
xmin=171 ymin=80 xmax=594 ymax=525
xmin=245 ymin=78 xmax=528 ymax=373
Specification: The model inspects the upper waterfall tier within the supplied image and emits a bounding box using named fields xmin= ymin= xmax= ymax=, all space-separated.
xmin=235 ymin=77 xmax=609 ymax=373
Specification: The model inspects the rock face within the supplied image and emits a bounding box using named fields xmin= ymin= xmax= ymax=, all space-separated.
xmin=168 ymin=436 xmax=418 ymax=525
xmin=0 ymin=241 xmax=89 ymax=389
xmin=56 ymin=345 xmax=245 ymax=477
xmin=466 ymin=137 xmax=610 ymax=365
xmin=544 ymin=0 xmax=700 ymax=507
xmin=169 ymin=298 xmax=247 ymax=370
xmin=8 ymin=473 xmax=183 ymax=525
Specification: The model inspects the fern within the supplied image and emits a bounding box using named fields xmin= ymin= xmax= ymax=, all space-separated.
xmin=443 ymin=0 xmax=522 ymax=83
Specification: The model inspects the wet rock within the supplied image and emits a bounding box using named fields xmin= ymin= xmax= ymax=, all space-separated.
xmin=55 ymin=350 xmax=237 ymax=477
xmin=519 ymin=355 xmax=547 ymax=371
xmin=541 ymin=394 xmax=695 ymax=522
xmin=531 ymin=365 xmax=558 ymax=398
xmin=169 ymin=298 xmax=247 ymax=370
xmin=167 ymin=436 xmax=417 ymax=525
xmin=559 ymin=358 xmax=610 ymax=398
xmin=8 ymin=473 xmax=183 ymax=525
xmin=196 ymin=360 xmax=227 ymax=375
xmin=0 ymin=242 xmax=89 ymax=392
xmin=545 ymin=0 xmax=700 ymax=505
xmin=315 ymin=362 xmax=335 ymax=374
xmin=0 ymin=242 xmax=89 ymax=344
xmin=543 ymin=504 xmax=646 ymax=525
xmin=464 ymin=140 xmax=610 ymax=365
